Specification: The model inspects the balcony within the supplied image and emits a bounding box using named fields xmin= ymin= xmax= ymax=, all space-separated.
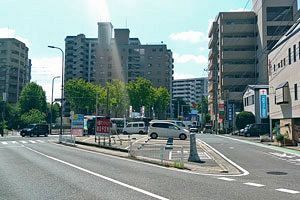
xmin=222 ymin=64 xmax=255 ymax=73
xmin=222 ymin=77 xmax=256 ymax=86
xmin=222 ymin=38 xmax=256 ymax=47
xmin=222 ymin=24 xmax=256 ymax=33
xmin=222 ymin=51 xmax=255 ymax=60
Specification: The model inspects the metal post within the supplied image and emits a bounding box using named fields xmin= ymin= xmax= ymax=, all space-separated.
xmin=213 ymin=63 xmax=218 ymax=134
xmin=160 ymin=146 xmax=164 ymax=164
xmin=188 ymin=133 xmax=203 ymax=163
xmin=48 ymin=46 xmax=64 ymax=143
xmin=50 ymin=76 xmax=60 ymax=135
xmin=106 ymin=86 xmax=109 ymax=117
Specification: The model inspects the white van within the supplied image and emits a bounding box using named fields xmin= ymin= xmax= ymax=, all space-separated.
xmin=122 ymin=122 xmax=146 ymax=134
xmin=151 ymin=120 xmax=187 ymax=129
xmin=148 ymin=121 xmax=190 ymax=140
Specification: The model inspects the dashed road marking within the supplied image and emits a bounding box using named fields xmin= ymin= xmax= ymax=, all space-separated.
xmin=275 ymin=188 xmax=300 ymax=194
xmin=243 ymin=182 xmax=265 ymax=187
xmin=217 ymin=177 xmax=235 ymax=181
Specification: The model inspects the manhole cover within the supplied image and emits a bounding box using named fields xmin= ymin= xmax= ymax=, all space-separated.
xmin=266 ymin=171 xmax=288 ymax=175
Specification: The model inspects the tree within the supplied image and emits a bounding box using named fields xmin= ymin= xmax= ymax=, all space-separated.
xmin=20 ymin=109 xmax=46 ymax=126
xmin=127 ymin=78 xmax=155 ymax=115
xmin=18 ymin=82 xmax=47 ymax=114
xmin=106 ymin=80 xmax=129 ymax=117
xmin=235 ymin=111 xmax=255 ymax=130
xmin=153 ymin=87 xmax=170 ymax=119
xmin=172 ymin=97 xmax=189 ymax=119
xmin=65 ymin=79 xmax=100 ymax=114
xmin=197 ymin=96 xmax=208 ymax=114
xmin=46 ymin=103 xmax=60 ymax=123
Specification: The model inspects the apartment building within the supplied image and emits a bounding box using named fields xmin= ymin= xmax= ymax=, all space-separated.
xmin=0 ymin=38 xmax=31 ymax=103
xmin=208 ymin=0 xmax=298 ymax=130
xmin=65 ymin=22 xmax=174 ymax=90
xmin=172 ymin=78 xmax=208 ymax=105
xmin=269 ymin=19 xmax=300 ymax=145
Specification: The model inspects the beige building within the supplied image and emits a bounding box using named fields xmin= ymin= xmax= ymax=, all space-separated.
xmin=208 ymin=0 xmax=298 ymax=130
xmin=0 ymin=38 xmax=31 ymax=103
xmin=269 ymin=19 xmax=300 ymax=145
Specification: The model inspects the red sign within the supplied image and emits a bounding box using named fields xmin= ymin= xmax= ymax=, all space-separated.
xmin=96 ymin=117 xmax=111 ymax=135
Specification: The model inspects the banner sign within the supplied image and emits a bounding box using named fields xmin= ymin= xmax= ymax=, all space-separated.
xmin=71 ymin=114 xmax=84 ymax=129
xmin=227 ymin=104 xmax=234 ymax=122
xmin=96 ymin=117 xmax=111 ymax=135
xmin=259 ymin=89 xmax=268 ymax=119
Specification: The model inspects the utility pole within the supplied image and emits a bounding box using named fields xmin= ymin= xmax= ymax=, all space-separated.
xmin=106 ymin=86 xmax=109 ymax=117
xmin=213 ymin=62 xmax=218 ymax=134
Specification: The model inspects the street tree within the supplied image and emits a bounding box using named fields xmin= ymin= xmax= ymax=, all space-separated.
xmin=20 ymin=109 xmax=46 ymax=126
xmin=65 ymin=79 xmax=100 ymax=114
xmin=172 ymin=97 xmax=189 ymax=119
xmin=236 ymin=111 xmax=255 ymax=130
xmin=105 ymin=80 xmax=129 ymax=117
xmin=127 ymin=78 xmax=155 ymax=115
xmin=46 ymin=102 xmax=60 ymax=123
xmin=19 ymin=82 xmax=47 ymax=114
xmin=153 ymin=87 xmax=170 ymax=119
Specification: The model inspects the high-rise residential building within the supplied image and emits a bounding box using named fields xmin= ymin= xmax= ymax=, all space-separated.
xmin=172 ymin=78 xmax=208 ymax=105
xmin=0 ymin=38 xmax=31 ymax=103
xmin=65 ymin=22 xmax=174 ymax=91
xmin=208 ymin=0 xmax=298 ymax=130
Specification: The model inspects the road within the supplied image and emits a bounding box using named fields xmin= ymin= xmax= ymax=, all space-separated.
xmin=0 ymin=134 xmax=299 ymax=200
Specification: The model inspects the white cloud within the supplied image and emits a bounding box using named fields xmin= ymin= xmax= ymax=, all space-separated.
xmin=170 ymin=31 xmax=208 ymax=44
xmin=31 ymin=57 xmax=62 ymax=102
xmin=86 ymin=0 xmax=111 ymax=22
xmin=0 ymin=28 xmax=31 ymax=47
xmin=173 ymin=72 xmax=197 ymax=80
xmin=173 ymin=53 xmax=207 ymax=65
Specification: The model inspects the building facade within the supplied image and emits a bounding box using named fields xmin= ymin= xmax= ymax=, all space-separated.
xmin=269 ymin=19 xmax=300 ymax=144
xmin=65 ymin=22 xmax=174 ymax=90
xmin=208 ymin=0 xmax=298 ymax=130
xmin=0 ymin=38 xmax=31 ymax=103
xmin=172 ymin=78 xmax=208 ymax=105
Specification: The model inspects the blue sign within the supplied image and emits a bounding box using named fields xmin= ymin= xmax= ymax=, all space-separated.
xmin=227 ymin=104 xmax=234 ymax=122
xmin=71 ymin=114 xmax=84 ymax=129
xmin=260 ymin=95 xmax=268 ymax=119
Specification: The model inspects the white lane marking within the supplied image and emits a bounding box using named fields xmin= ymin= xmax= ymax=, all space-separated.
xmin=229 ymin=147 xmax=234 ymax=149
xmin=11 ymin=141 xmax=18 ymax=144
xmin=20 ymin=141 xmax=27 ymax=144
xmin=197 ymin=139 xmax=249 ymax=176
xmin=82 ymin=137 xmax=91 ymax=142
xmin=37 ymin=140 xmax=45 ymax=143
xmin=51 ymin=142 xmax=243 ymax=177
xmin=275 ymin=188 xmax=300 ymax=194
xmin=168 ymin=151 xmax=172 ymax=160
xmin=1 ymin=142 xmax=8 ymax=145
xmin=203 ymin=152 xmax=211 ymax=159
xmin=28 ymin=140 xmax=36 ymax=143
xmin=25 ymin=146 xmax=169 ymax=200
xmin=217 ymin=177 xmax=235 ymax=181
xmin=125 ymin=136 xmax=149 ymax=150
xmin=243 ymin=182 xmax=265 ymax=187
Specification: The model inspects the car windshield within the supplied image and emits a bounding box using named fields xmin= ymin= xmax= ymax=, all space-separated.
xmin=27 ymin=125 xmax=35 ymax=129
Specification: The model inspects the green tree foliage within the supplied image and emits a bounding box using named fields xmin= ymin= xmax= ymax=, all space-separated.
xmin=154 ymin=87 xmax=170 ymax=119
xmin=20 ymin=109 xmax=46 ymax=125
xmin=106 ymin=80 xmax=129 ymax=117
xmin=65 ymin=79 xmax=100 ymax=114
xmin=236 ymin=111 xmax=255 ymax=130
xmin=46 ymin=103 xmax=60 ymax=123
xmin=127 ymin=78 xmax=155 ymax=112
xmin=197 ymin=96 xmax=208 ymax=114
xmin=19 ymin=82 xmax=47 ymax=114
xmin=172 ymin=97 xmax=189 ymax=118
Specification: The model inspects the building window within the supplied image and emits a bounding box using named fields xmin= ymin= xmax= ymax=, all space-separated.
xmin=283 ymin=58 xmax=286 ymax=66
xmin=288 ymin=48 xmax=292 ymax=64
xmin=293 ymin=44 xmax=297 ymax=62
xmin=267 ymin=26 xmax=291 ymax=36
xmin=267 ymin=6 xmax=293 ymax=21
xmin=295 ymin=84 xmax=298 ymax=100
xmin=280 ymin=60 xmax=283 ymax=68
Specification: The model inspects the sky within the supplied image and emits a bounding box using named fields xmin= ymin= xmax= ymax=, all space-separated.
xmin=0 ymin=0 xmax=299 ymax=102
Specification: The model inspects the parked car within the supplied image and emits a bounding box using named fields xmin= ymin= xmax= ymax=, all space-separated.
xmin=20 ymin=124 xmax=49 ymax=137
xmin=148 ymin=121 xmax=190 ymax=140
xmin=239 ymin=124 xmax=250 ymax=136
xmin=244 ymin=123 xmax=270 ymax=137
xmin=122 ymin=122 xmax=146 ymax=134
xmin=189 ymin=125 xmax=199 ymax=133
xmin=151 ymin=120 xmax=187 ymax=129
xmin=203 ymin=124 xmax=213 ymax=134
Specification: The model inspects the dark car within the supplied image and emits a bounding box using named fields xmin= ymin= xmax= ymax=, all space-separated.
xmin=20 ymin=124 xmax=49 ymax=137
xmin=189 ymin=125 xmax=199 ymax=133
xmin=244 ymin=123 xmax=270 ymax=137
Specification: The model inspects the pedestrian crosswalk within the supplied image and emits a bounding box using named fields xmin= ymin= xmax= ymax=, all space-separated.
xmin=0 ymin=139 xmax=51 ymax=146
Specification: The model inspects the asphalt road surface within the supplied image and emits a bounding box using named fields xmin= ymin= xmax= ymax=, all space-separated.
xmin=0 ymin=135 xmax=299 ymax=200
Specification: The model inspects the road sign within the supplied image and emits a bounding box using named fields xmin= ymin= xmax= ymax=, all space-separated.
xmin=96 ymin=116 xmax=111 ymax=135
xmin=260 ymin=89 xmax=268 ymax=119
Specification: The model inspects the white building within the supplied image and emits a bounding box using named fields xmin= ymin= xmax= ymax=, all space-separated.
xmin=172 ymin=78 xmax=208 ymax=105
xmin=268 ymin=19 xmax=300 ymax=145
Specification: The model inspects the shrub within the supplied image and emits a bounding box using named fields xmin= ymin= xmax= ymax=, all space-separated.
xmin=235 ymin=111 xmax=255 ymax=130
xmin=276 ymin=134 xmax=284 ymax=142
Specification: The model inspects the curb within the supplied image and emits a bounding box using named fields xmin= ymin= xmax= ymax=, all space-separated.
xmin=75 ymin=140 xmax=129 ymax=153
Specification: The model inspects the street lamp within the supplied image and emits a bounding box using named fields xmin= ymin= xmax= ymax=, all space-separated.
xmin=50 ymin=76 xmax=60 ymax=135
xmin=48 ymin=46 xmax=64 ymax=143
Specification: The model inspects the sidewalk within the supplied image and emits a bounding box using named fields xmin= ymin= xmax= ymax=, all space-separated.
xmin=71 ymin=134 xmax=242 ymax=175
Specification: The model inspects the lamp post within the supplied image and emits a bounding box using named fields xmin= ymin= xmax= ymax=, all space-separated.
xmin=50 ymin=76 xmax=60 ymax=135
xmin=48 ymin=46 xmax=64 ymax=143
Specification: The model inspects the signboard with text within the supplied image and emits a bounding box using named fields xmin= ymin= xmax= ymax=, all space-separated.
xmin=259 ymin=89 xmax=268 ymax=119
xmin=95 ymin=117 xmax=111 ymax=136
xmin=71 ymin=114 xmax=84 ymax=136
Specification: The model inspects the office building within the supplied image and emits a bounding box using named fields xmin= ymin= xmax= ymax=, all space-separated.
xmin=172 ymin=78 xmax=208 ymax=105
xmin=269 ymin=19 xmax=300 ymax=145
xmin=0 ymin=38 xmax=31 ymax=103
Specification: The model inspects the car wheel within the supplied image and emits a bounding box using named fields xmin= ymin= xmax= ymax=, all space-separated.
xmin=37 ymin=134 xmax=40 ymax=137
xmin=123 ymin=131 xmax=128 ymax=135
xmin=45 ymin=133 xmax=48 ymax=137
xmin=179 ymin=134 xmax=187 ymax=140
xmin=139 ymin=130 xmax=144 ymax=134
xmin=30 ymin=133 xmax=34 ymax=137
xmin=150 ymin=133 xmax=158 ymax=139
xmin=21 ymin=133 xmax=25 ymax=137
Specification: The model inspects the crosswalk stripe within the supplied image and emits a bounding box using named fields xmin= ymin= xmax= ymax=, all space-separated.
xmin=20 ymin=141 xmax=27 ymax=144
xmin=243 ymin=182 xmax=265 ymax=187
xmin=276 ymin=188 xmax=300 ymax=194
xmin=37 ymin=140 xmax=45 ymax=143
xmin=28 ymin=140 xmax=36 ymax=143
xmin=1 ymin=142 xmax=8 ymax=145
xmin=11 ymin=141 xmax=18 ymax=144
